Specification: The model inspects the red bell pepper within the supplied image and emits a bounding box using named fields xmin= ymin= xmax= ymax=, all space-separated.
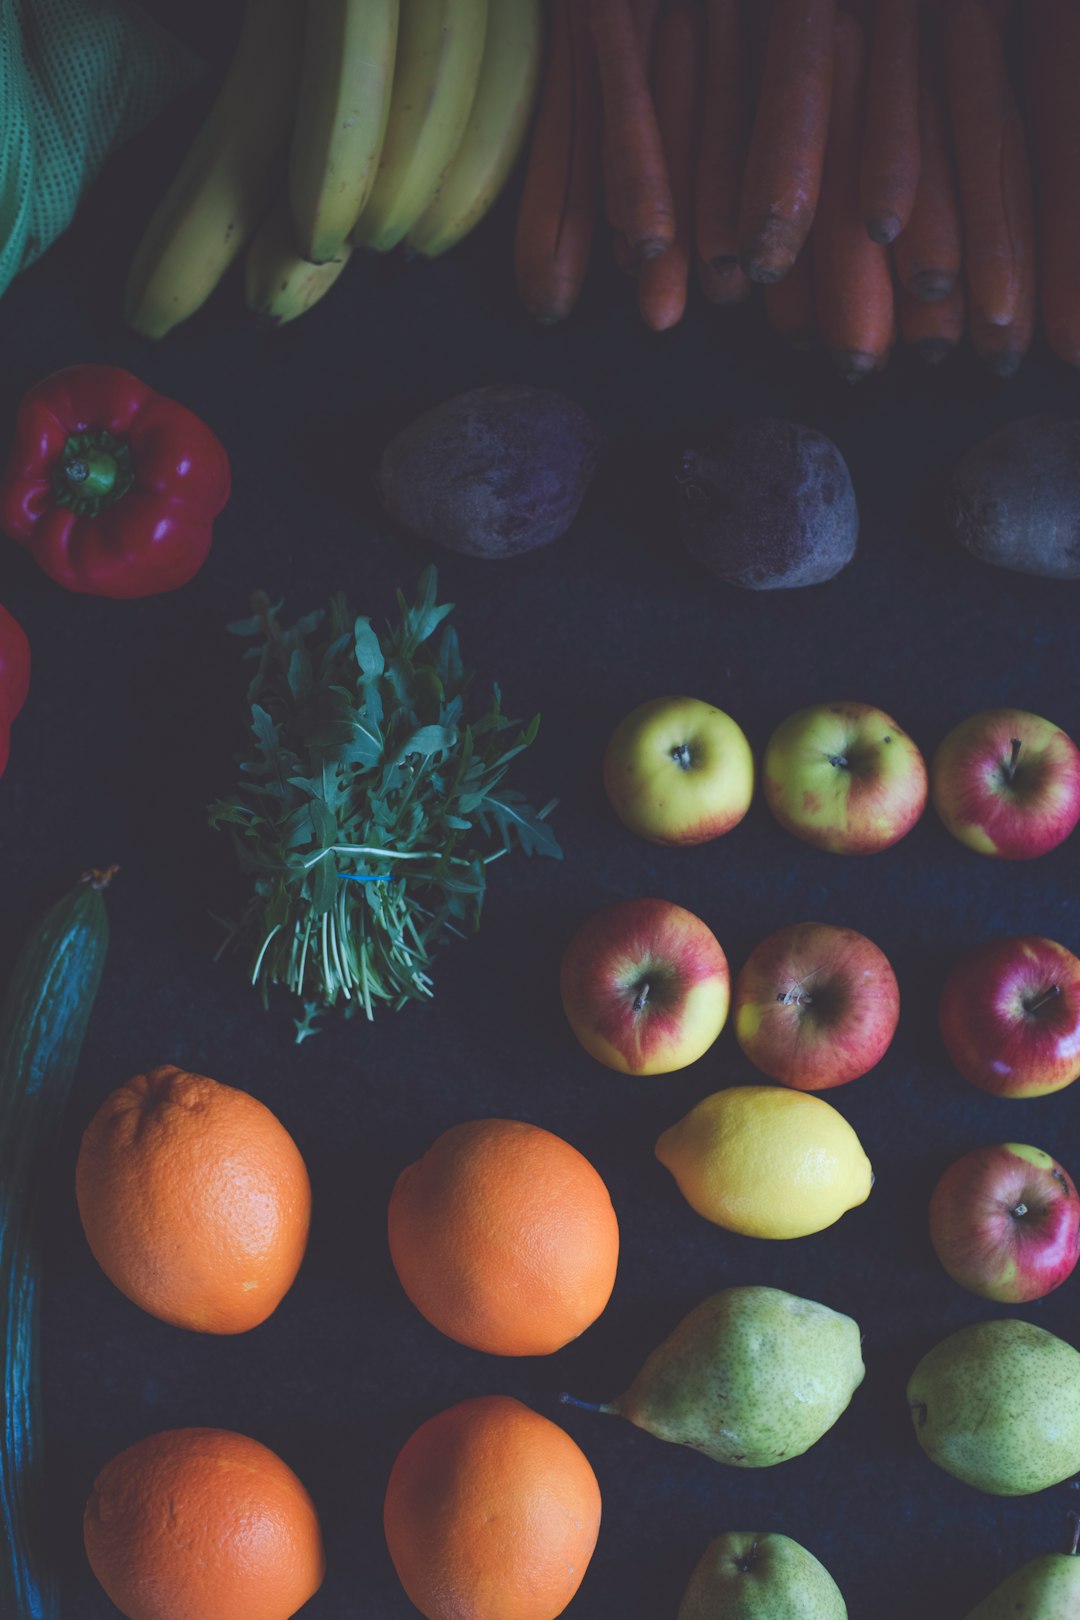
xmin=0 ymin=365 xmax=231 ymax=599
xmin=0 ymin=604 xmax=30 ymax=779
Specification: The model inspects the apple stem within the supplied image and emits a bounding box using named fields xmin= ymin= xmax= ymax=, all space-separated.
xmin=1004 ymin=737 xmax=1023 ymax=782
xmin=827 ymin=753 xmax=849 ymax=771
xmin=633 ymin=981 xmax=651 ymax=1013
xmin=1011 ymin=1202 xmax=1028 ymax=1219
xmin=1025 ymin=984 xmax=1062 ymax=1015
xmin=1069 ymin=1514 xmax=1080 ymax=1557
xmin=671 ymin=743 xmax=692 ymax=770
xmin=779 ymin=986 xmax=813 ymax=1008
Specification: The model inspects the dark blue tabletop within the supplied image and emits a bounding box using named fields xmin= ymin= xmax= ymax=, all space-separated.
xmin=2 ymin=8 xmax=1080 ymax=1617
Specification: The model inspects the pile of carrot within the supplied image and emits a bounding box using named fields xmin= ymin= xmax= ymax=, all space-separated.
xmin=514 ymin=0 xmax=1080 ymax=379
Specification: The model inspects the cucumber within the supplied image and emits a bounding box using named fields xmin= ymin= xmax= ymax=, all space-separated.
xmin=0 ymin=869 xmax=113 ymax=1620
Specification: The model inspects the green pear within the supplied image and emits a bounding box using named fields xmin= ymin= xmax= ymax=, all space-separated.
xmin=964 ymin=1520 xmax=1080 ymax=1618
xmin=679 ymin=1531 xmax=847 ymax=1619
xmin=907 ymin=1319 xmax=1080 ymax=1495
xmin=564 ymin=1286 xmax=864 ymax=1466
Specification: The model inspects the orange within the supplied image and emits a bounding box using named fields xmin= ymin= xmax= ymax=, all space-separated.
xmin=384 ymin=1395 xmax=601 ymax=1620
xmin=84 ymin=1427 xmax=324 ymax=1620
xmin=75 ymin=1065 xmax=311 ymax=1335
xmin=387 ymin=1117 xmax=619 ymax=1356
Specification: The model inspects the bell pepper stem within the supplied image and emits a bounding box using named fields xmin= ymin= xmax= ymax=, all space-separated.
xmin=62 ymin=448 xmax=118 ymax=500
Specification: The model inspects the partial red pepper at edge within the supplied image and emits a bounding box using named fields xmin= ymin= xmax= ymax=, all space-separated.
xmin=0 ymin=365 xmax=230 ymax=599
xmin=0 ymin=604 xmax=30 ymax=779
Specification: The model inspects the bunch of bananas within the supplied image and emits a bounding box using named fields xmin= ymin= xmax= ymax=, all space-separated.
xmin=124 ymin=0 xmax=542 ymax=336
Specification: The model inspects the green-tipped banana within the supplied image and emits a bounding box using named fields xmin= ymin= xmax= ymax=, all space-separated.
xmin=288 ymin=0 xmax=399 ymax=263
xmin=353 ymin=0 xmax=488 ymax=253
xmin=244 ymin=195 xmax=354 ymax=326
xmin=407 ymin=0 xmax=541 ymax=257
xmin=124 ymin=0 xmax=303 ymax=337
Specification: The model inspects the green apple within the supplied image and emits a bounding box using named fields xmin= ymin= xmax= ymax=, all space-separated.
xmin=603 ymin=695 xmax=754 ymax=845
xmin=763 ymin=701 xmax=928 ymax=854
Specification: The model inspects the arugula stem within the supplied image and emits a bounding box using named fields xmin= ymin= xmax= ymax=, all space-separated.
xmin=296 ymin=913 xmax=313 ymax=996
xmin=251 ymin=924 xmax=281 ymax=985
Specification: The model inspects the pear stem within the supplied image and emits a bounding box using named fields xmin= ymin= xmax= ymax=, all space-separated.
xmin=559 ymin=1392 xmax=615 ymax=1416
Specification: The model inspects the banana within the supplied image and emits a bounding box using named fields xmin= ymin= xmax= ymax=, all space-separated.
xmin=124 ymin=0 xmax=304 ymax=339
xmin=244 ymin=195 xmax=354 ymax=325
xmin=352 ymin=0 xmax=489 ymax=253
xmin=288 ymin=0 xmax=400 ymax=264
xmin=407 ymin=0 xmax=541 ymax=258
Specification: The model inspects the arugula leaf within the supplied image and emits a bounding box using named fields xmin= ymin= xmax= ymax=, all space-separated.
xmin=209 ymin=570 xmax=559 ymax=1037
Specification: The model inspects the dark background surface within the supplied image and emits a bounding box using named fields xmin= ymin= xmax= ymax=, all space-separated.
xmin=3 ymin=5 xmax=1080 ymax=1617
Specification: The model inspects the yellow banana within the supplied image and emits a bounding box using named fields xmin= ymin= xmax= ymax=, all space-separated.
xmin=289 ymin=0 xmax=400 ymax=264
xmin=244 ymin=195 xmax=354 ymax=325
xmin=407 ymin=0 xmax=541 ymax=258
xmin=124 ymin=0 xmax=303 ymax=339
xmin=352 ymin=0 xmax=489 ymax=253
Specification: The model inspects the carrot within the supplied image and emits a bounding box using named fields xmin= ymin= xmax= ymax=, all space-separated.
xmin=698 ymin=255 xmax=753 ymax=304
xmin=589 ymin=0 xmax=675 ymax=260
xmin=514 ymin=1 xmax=601 ymax=323
xmin=969 ymin=102 xmax=1037 ymax=376
xmin=1024 ymin=0 xmax=1080 ymax=366
xmin=632 ymin=0 xmax=662 ymax=59
xmin=639 ymin=0 xmax=702 ymax=331
xmin=941 ymin=0 xmax=1024 ymax=327
xmin=739 ymin=0 xmax=836 ymax=283
xmin=897 ymin=277 xmax=964 ymax=363
xmin=765 ymin=244 xmax=816 ymax=349
xmin=892 ymin=13 xmax=962 ymax=303
xmin=859 ymin=0 xmax=921 ymax=244
xmin=695 ymin=0 xmax=746 ymax=296
xmin=813 ymin=13 xmax=895 ymax=378
xmin=602 ymin=0 xmax=662 ymax=274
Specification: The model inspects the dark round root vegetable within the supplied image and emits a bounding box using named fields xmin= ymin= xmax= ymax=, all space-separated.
xmin=946 ymin=417 xmax=1080 ymax=579
xmin=379 ymin=384 xmax=598 ymax=560
xmin=676 ymin=418 xmax=858 ymax=590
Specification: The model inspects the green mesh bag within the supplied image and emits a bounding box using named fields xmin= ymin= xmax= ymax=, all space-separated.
xmin=0 ymin=0 xmax=203 ymax=294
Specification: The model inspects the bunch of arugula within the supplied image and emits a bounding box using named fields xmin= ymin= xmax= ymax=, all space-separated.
xmin=208 ymin=568 xmax=560 ymax=1040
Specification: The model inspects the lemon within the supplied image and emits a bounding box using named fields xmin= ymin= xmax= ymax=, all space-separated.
xmin=655 ymin=1085 xmax=873 ymax=1239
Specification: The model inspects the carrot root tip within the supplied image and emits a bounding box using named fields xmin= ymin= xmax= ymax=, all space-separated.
xmin=740 ymin=216 xmax=804 ymax=284
xmin=831 ymin=350 xmax=879 ymax=381
xmin=632 ymin=235 xmax=676 ymax=262
xmin=865 ymin=213 xmax=901 ymax=246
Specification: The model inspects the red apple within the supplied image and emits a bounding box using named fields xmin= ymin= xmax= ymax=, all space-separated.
xmin=733 ymin=922 xmax=899 ymax=1090
xmin=931 ymin=708 xmax=1080 ymax=860
xmin=560 ymin=898 xmax=729 ymax=1075
xmin=763 ymin=702 xmax=928 ymax=855
xmin=939 ymin=935 xmax=1080 ymax=1098
xmin=929 ymin=1143 xmax=1080 ymax=1303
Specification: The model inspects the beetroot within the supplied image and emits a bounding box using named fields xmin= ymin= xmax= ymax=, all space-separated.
xmin=676 ymin=418 xmax=859 ymax=590
xmin=379 ymin=384 xmax=598 ymax=560
xmin=946 ymin=417 xmax=1080 ymax=579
